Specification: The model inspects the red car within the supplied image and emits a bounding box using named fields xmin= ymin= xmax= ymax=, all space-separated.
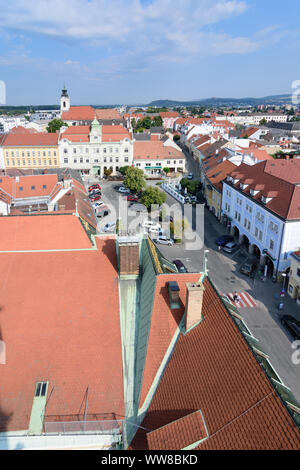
xmin=88 ymin=184 xmax=101 ymax=192
xmin=89 ymin=195 xmax=101 ymax=202
xmin=127 ymin=194 xmax=139 ymax=202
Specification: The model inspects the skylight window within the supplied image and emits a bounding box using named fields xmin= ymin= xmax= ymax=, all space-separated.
xmin=34 ymin=381 xmax=48 ymax=397
xmin=31 ymin=186 xmax=35 ymax=190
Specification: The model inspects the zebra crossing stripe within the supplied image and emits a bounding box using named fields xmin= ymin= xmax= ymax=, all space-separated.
xmin=222 ymin=292 xmax=256 ymax=308
xmin=239 ymin=292 xmax=256 ymax=308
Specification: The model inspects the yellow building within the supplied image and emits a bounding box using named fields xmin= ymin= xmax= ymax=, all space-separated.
xmin=288 ymin=252 xmax=300 ymax=307
xmin=3 ymin=131 xmax=59 ymax=169
xmin=203 ymin=160 xmax=236 ymax=219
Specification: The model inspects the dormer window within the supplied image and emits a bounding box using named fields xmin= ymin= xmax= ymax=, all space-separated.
xmin=240 ymin=183 xmax=248 ymax=190
xmin=250 ymin=188 xmax=259 ymax=196
xmin=232 ymin=178 xmax=239 ymax=184
xmin=261 ymin=195 xmax=272 ymax=204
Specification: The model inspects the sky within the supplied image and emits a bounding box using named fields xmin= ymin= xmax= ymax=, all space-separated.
xmin=1 ymin=0 xmax=300 ymax=105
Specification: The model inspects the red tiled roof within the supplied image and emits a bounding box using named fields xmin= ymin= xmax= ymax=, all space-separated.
xmin=131 ymin=277 xmax=300 ymax=450
xmin=140 ymin=273 xmax=200 ymax=408
xmin=160 ymin=112 xmax=180 ymax=118
xmin=9 ymin=126 xmax=38 ymax=134
xmin=228 ymin=160 xmax=300 ymax=219
xmin=147 ymin=410 xmax=207 ymax=450
xmin=193 ymin=135 xmax=211 ymax=148
xmin=0 ymin=174 xmax=59 ymax=199
xmin=0 ymin=235 xmax=124 ymax=432
xmin=95 ymin=108 xmax=121 ymax=120
xmin=61 ymin=106 xmax=95 ymax=121
xmin=240 ymin=127 xmax=259 ymax=138
xmin=3 ymin=132 xmax=59 ymax=147
xmin=60 ymin=125 xmax=130 ymax=143
xmin=205 ymin=160 xmax=236 ymax=192
xmin=134 ymin=141 xmax=184 ymax=160
xmin=237 ymin=148 xmax=274 ymax=161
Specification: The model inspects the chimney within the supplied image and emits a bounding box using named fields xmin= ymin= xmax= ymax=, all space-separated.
xmin=118 ymin=235 xmax=140 ymax=278
xmin=185 ymin=282 xmax=205 ymax=332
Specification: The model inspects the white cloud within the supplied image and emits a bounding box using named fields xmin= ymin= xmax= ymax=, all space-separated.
xmin=0 ymin=0 xmax=261 ymax=79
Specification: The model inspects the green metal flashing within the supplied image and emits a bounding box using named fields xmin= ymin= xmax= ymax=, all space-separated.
xmin=182 ymin=437 xmax=208 ymax=450
xmin=28 ymin=382 xmax=48 ymax=435
xmin=183 ymin=316 xmax=204 ymax=335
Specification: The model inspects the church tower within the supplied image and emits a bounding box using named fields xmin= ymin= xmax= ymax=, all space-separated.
xmin=60 ymin=84 xmax=70 ymax=114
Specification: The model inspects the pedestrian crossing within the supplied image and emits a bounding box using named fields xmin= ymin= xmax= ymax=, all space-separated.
xmin=222 ymin=292 xmax=256 ymax=308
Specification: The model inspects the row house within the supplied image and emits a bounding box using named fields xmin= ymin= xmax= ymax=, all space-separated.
xmin=226 ymin=113 xmax=288 ymax=126
xmin=159 ymin=111 xmax=180 ymax=130
xmin=203 ymin=160 xmax=236 ymax=219
xmin=288 ymin=252 xmax=300 ymax=305
xmin=59 ymin=118 xmax=133 ymax=177
xmin=221 ymin=159 xmax=300 ymax=275
xmin=189 ymin=134 xmax=212 ymax=161
xmin=133 ymin=140 xmax=185 ymax=175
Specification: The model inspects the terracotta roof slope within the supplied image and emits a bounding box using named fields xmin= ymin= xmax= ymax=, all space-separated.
xmin=131 ymin=277 xmax=300 ymax=450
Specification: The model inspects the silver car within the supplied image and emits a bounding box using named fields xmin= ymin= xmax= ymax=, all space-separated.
xmin=222 ymin=242 xmax=238 ymax=253
xmin=155 ymin=236 xmax=174 ymax=246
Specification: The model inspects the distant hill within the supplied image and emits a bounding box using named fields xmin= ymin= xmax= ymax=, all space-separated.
xmin=147 ymin=94 xmax=293 ymax=108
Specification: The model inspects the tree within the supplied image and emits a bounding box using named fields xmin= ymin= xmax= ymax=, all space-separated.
xmin=173 ymin=134 xmax=180 ymax=143
xmin=163 ymin=167 xmax=170 ymax=174
xmin=118 ymin=166 xmax=131 ymax=176
xmin=140 ymin=186 xmax=166 ymax=209
xmin=259 ymin=118 xmax=267 ymax=126
xmin=141 ymin=116 xmax=152 ymax=129
xmin=104 ymin=168 xmax=113 ymax=178
xmin=124 ymin=167 xmax=146 ymax=193
xmin=47 ymin=118 xmax=68 ymax=133
xmin=151 ymin=116 xmax=163 ymax=127
xmin=131 ymin=118 xmax=136 ymax=129
xmin=170 ymin=218 xmax=188 ymax=243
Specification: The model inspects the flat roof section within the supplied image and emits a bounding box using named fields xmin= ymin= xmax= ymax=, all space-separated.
xmin=0 ymin=215 xmax=92 ymax=251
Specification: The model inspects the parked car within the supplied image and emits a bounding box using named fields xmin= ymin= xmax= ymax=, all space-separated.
xmin=240 ymin=261 xmax=257 ymax=278
xmin=280 ymin=315 xmax=300 ymax=340
xmin=118 ymin=186 xmax=130 ymax=194
xmin=88 ymin=184 xmax=101 ymax=192
xmin=143 ymin=220 xmax=156 ymax=229
xmin=89 ymin=190 xmax=101 ymax=198
xmin=173 ymin=259 xmax=187 ymax=273
xmin=184 ymin=196 xmax=192 ymax=204
xmin=154 ymin=236 xmax=174 ymax=246
xmin=96 ymin=209 xmax=110 ymax=218
xmin=215 ymin=235 xmax=234 ymax=246
xmin=190 ymin=196 xmax=197 ymax=204
xmin=89 ymin=194 xmax=101 ymax=202
xmin=127 ymin=194 xmax=139 ymax=202
xmin=92 ymin=201 xmax=105 ymax=208
xmin=222 ymin=242 xmax=238 ymax=254
xmin=103 ymin=222 xmax=116 ymax=233
xmin=187 ymin=173 xmax=193 ymax=180
xmin=148 ymin=224 xmax=162 ymax=233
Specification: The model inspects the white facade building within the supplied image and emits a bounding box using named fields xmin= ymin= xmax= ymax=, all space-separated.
xmin=59 ymin=118 xmax=133 ymax=177
xmin=221 ymin=161 xmax=300 ymax=275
